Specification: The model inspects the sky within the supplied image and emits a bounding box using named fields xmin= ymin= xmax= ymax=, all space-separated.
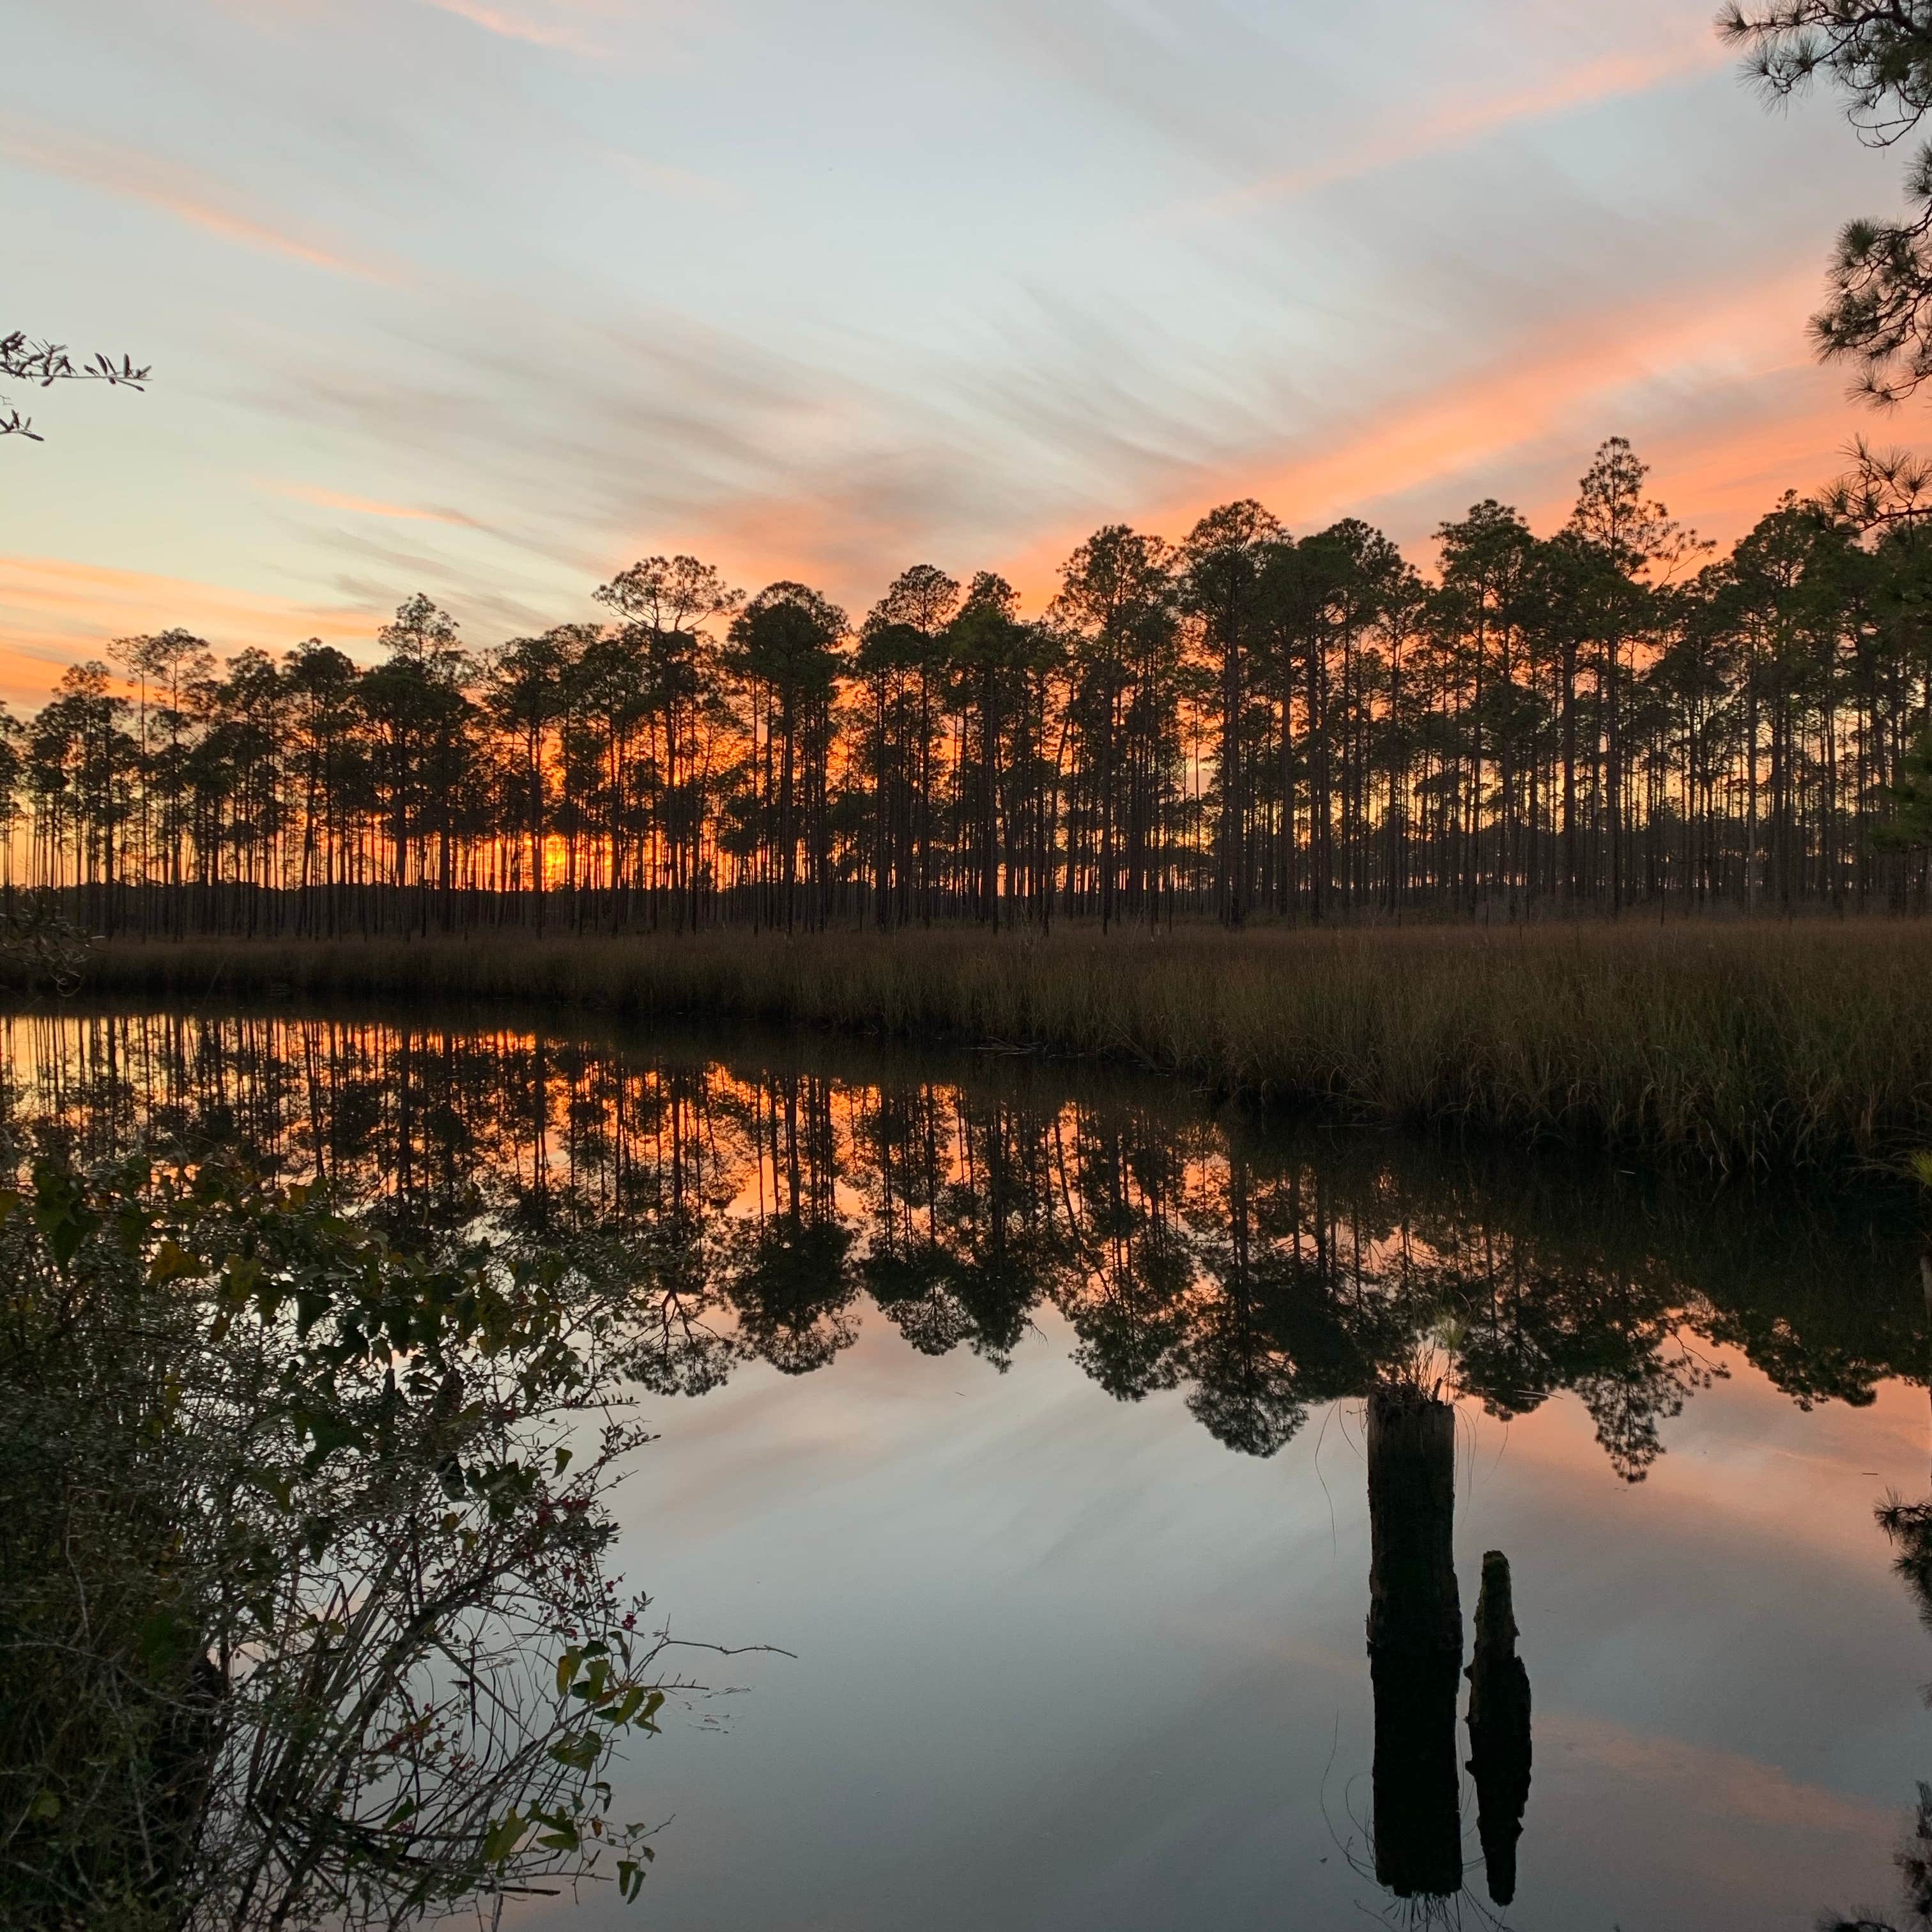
xmin=0 ymin=0 xmax=1917 ymax=707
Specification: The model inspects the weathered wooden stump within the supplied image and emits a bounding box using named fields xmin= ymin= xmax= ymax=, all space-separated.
xmin=1365 ymin=1381 xmax=1464 ymax=1899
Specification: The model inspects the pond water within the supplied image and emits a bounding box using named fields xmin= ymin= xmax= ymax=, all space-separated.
xmin=8 ymin=1006 xmax=1932 ymax=1931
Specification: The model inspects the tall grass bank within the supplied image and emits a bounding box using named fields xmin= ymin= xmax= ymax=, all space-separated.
xmin=77 ymin=921 xmax=1932 ymax=1176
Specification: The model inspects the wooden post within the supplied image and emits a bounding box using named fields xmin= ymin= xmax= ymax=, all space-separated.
xmin=1466 ymin=1549 xmax=1532 ymax=1907
xmin=1367 ymin=1383 xmax=1461 ymax=1655
xmin=1365 ymin=1381 xmax=1463 ymax=1899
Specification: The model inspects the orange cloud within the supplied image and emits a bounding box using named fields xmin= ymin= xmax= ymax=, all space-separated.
xmin=1247 ymin=267 xmax=1821 ymax=521
xmin=992 ymin=256 xmax=1846 ymax=605
xmin=0 ymin=118 xmax=390 ymax=282
xmin=1200 ymin=34 xmax=1732 ymax=216
xmin=0 ymin=556 xmax=383 ymax=708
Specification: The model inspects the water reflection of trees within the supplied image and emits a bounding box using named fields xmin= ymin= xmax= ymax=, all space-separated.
xmin=10 ymin=1008 xmax=1926 ymax=1481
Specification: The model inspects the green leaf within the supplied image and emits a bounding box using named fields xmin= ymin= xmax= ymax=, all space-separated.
xmin=224 ymin=1252 xmax=265 ymax=1300
xmin=548 ymin=1729 xmax=601 ymax=1772
xmin=148 ymin=1238 xmax=201 ymax=1284
xmin=31 ymin=1163 xmax=94 ymax=1270
xmin=138 ymin=1607 xmax=195 ymax=1673
xmin=299 ymin=1409 xmax=358 ymax=1472
xmin=480 ymin=1809 xmax=526 ymax=1864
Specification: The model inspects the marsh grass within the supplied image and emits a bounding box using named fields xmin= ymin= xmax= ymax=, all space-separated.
xmin=80 ymin=921 xmax=1932 ymax=1174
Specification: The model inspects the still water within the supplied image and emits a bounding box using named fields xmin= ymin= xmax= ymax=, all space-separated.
xmin=10 ymin=1006 xmax=1932 ymax=1930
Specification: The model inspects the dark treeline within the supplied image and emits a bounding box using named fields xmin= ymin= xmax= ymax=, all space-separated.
xmin=14 ymin=438 xmax=1932 ymax=937
xmin=19 ymin=1009 xmax=1922 ymax=1480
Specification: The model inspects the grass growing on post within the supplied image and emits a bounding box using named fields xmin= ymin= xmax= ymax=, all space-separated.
xmin=78 ymin=921 xmax=1932 ymax=1175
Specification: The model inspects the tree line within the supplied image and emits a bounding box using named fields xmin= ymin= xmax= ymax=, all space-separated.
xmin=11 ymin=436 xmax=1932 ymax=936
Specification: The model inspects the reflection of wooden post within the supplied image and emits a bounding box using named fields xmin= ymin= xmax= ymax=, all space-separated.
xmin=1921 ymin=1252 xmax=1932 ymax=1487
xmin=1466 ymin=1550 xmax=1532 ymax=1907
xmin=1366 ymin=1383 xmax=1463 ymax=1899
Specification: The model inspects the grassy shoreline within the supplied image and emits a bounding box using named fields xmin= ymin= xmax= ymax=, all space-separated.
xmin=72 ymin=923 xmax=1932 ymax=1176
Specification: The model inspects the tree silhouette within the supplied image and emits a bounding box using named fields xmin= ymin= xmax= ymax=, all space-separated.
xmin=4 ymin=430 xmax=1932 ymax=927
xmin=0 ymin=329 xmax=148 ymax=440
xmin=1723 ymin=2 xmax=1932 ymax=403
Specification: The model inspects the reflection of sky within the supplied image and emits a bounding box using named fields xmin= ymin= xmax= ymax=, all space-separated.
xmin=0 ymin=0 xmax=1911 ymax=705
xmin=521 ymin=1321 xmax=1931 ymax=1931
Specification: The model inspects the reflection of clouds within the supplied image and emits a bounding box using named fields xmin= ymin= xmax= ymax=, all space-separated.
xmin=1545 ymin=1706 xmax=1891 ymax=1837
xmin=610 ymin=1292 xmax=1920 ymax=1928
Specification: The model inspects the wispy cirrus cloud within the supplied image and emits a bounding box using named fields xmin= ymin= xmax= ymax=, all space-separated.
xmin=0 ymin=117 xmax=393 ymax=281
xmin=414 ymin=0 xmax=606 ymax=54
xmin=271 ymin=484 xmax=484 ymax=527
xmin=1197 ymin=33 xmax=1734 ymax=216
xmin=1234 ymin=261 xmax=1823 ymax=525
xmin=261 ymin=478 xmax=606 ymax=588
xmin=986 ymin=257 xmax=1840 ymax=602
xmin=606 ymin=150 xmax=742 ymax=204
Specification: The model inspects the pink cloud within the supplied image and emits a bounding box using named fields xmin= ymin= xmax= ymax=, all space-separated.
xmin=415 ymin=0 xmax=604 ymax=54
xmin=272 ymin=483 xmax=483 ymax=528
xmin=1195 ymin=34 xmax=1733 ymax=217
xmin=0 ymin=118 xmax=392 ymax=282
